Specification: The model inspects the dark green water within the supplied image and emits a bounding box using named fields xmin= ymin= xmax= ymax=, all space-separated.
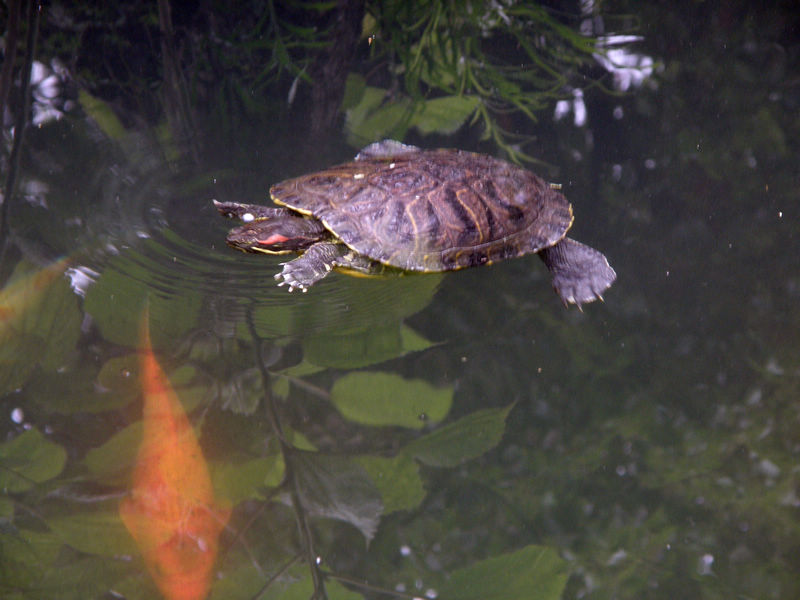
xmin=1 ymin=3 xmax=798 ymax=599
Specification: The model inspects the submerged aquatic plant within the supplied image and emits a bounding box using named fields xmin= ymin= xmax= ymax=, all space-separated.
xmin=346 ymin=1 xmax=609 ymax=160
xmin=27 ymin=1 xmax=651 ymax=165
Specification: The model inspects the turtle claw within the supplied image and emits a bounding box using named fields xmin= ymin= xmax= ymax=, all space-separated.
xmin=275 ymin=267 xmax=312 ymax=293
xmin=272 ymin=242 xmax=342 ymax=292
xmin=276 ymin=276 xmax=301 ymax=293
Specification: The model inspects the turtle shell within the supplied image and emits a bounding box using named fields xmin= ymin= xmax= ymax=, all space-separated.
xmin=269 ymin=147 xmax=574 ymax=272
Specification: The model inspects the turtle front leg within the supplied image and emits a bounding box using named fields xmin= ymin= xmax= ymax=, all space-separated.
xmin=277 ymin=242 xmax=380 ymax=292
xmin=277 ymin=242 xmax=342 ymax=292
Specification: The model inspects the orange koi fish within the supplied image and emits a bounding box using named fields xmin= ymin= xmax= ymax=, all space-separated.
xmin=120 ymin=310 xmax=231 ymax=600
xmin=0 ymin=258 xmax=69 ymax=325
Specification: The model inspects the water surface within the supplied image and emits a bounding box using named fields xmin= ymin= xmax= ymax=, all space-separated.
xmin=1 ymin=3 xmax=798 ymax=599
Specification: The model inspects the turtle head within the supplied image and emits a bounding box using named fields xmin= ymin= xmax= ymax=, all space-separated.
xmin=225 ymin=217 xmax=326 ymax=255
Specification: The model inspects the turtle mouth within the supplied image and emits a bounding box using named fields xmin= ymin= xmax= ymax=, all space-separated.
xmin=226 ymin=239 xmax=293 ymax=255
xmin=237 ymin=244 xmax=294 ymax=256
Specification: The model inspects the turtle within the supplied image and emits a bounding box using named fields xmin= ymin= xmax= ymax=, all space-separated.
xmin=214 ymin=139 xmax=616 ymax=306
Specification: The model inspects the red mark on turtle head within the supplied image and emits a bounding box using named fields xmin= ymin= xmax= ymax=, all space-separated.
xmin=258 ymin=233 xmax=290 ymax=246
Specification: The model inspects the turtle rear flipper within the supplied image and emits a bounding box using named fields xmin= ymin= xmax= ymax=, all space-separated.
xmin=540 ymin=238 xmax=616 ymax=306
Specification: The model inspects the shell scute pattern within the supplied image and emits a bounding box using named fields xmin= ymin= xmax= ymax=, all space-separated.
xmin=367 ymin=165 xmax=438 ymax=195
xmin=270 ymin=149 xmax=573 ymax=272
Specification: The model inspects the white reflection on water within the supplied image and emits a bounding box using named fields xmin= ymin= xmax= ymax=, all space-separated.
xmin=66 ymin=265 xmax=100 ymax=297
xmin=594 ymin=35 xmax=655 ymax=92
xmin=555 ymin=6 xmax=655 ymax=128
xmin=30 ymin=59 xmax=73 ymax=126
